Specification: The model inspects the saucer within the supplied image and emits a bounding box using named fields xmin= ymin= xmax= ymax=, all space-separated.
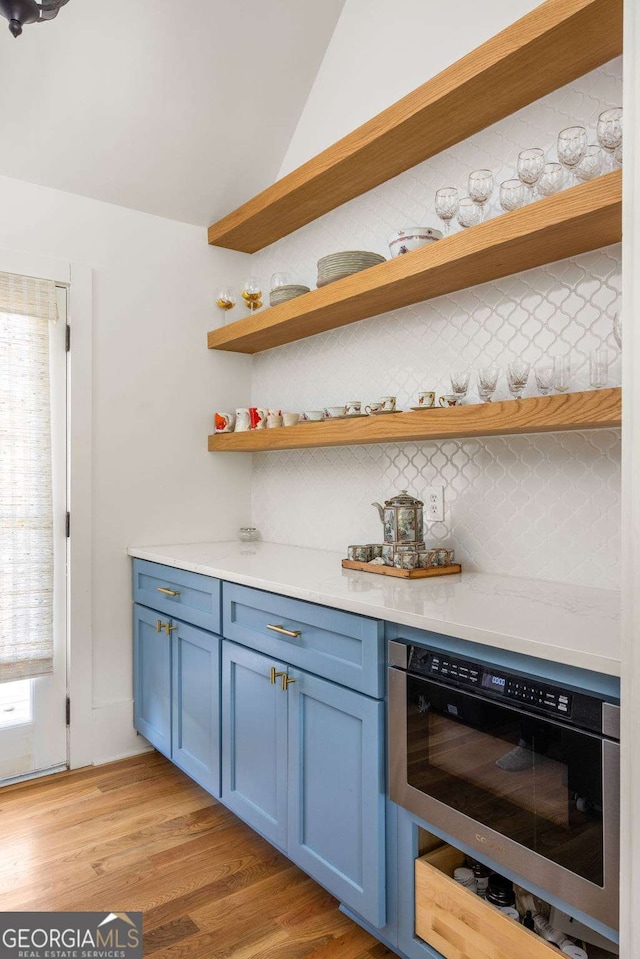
xmin=410 ymin=405 xmax=438 ymax=412
xmin=368 ymin=409 xmax=403 ymax=415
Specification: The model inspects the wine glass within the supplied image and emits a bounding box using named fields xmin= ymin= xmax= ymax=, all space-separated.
xmin=270 ymin=272 xmax=293 ymax=292
xmin=499 ymin=179 xmax=525 ymax=213
xmin=517 ymin=148 xmax=545 ymax=203
xmin=507 ymin=360 xmax=530 ymax=398
xmin=552 ymin=356 xmax=572 ymax=393
xmin=590 ymin=349 xmax=609 ymax=389
xmin=557 ymin=127 xmax=587 ymax=186
xmin=614 ymin=142 xmax=623 ymax=167
xmin=575 ymin=144 xmax=603 ymax=183
xmin=241 ymin=276 xmax=263 ymax=313
xmin=451 ymin=370 xmax=470 ymax=401
xmin=597 ymin=107 xmax=622 ymax=171
xmin=534 ymin=362 xmax=553 ymax=395
xmin=468 ymin=170 xmax=494 ymax=220
xmin=456 ymin=197 xmax=482 ymax=229
xmin=435 ymin=188 xmax=459 ymax=236
xmin=215 ymin=287 xmax=236 ymax=323
xmin=478 ymin=366 xmax=499 ymax=402
xmin=537 ymin=162 xmax=564 ymax=197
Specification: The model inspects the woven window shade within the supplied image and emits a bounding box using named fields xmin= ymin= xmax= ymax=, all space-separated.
xmin=0 ymin=271 xmax=58 ymax=682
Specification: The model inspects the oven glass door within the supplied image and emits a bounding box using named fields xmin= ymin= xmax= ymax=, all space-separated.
xmin=406 ymin=674 xmax=604 ymax=886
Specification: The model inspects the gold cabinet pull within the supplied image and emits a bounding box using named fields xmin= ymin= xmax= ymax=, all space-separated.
xmin=157 ymin=586 xmax=180 ymax=596
xmin=163 ymin=623 xmax=178 ymax=635
xmin=267 ymin=623 xmax=302 ymax=638
xmin=156 ymin=619 xmax=164 ymax=633
xmin=282 ymin=675 xmax=296 ymax=692
xmin=269 ymin=667 xmax=285 ymax=685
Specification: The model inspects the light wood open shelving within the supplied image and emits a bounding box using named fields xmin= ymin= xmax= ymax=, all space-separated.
xmin=208 ymin=172 xmax=622 ymax=355
xmin=208 ymin=388 xmax=621 ymax=453
xmin=207 ymin=0 xmax=622 ymax=253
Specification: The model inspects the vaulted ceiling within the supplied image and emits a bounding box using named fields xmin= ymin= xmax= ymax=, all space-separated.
xmin=0 ymin=0 xmax=345 ymax=225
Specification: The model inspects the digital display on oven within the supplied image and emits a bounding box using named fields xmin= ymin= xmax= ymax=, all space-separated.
xmin=482 ymin=672 xmax=506 ymax=693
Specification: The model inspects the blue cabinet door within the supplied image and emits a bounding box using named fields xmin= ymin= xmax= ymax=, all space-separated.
xmin=133 ymin=603 xmax=171 ymax=758
xmin=287 ymin=669 xmax=386 ymax=929
xmin=221 ymin=642 xmax=288 ymax=849
xmin=172 ymin=621 xmax=221 ymax=797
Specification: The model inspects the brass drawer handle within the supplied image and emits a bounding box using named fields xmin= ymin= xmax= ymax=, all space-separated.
xmin=282 ymin=675 xmax=296 ymax=692
xmin=157 ymin=586 xmax=180 ymax=596
xmin=156 ymin=619 xmax=164 ymax=633
xmin=267 ymin=623 xmax=302 ymax=639
xmin=270 ymin=667 xmax=285 ymax=685
xmin=164 ymin=623 xmax=177 ymax=635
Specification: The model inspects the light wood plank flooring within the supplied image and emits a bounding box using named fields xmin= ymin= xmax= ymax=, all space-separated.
xmin=0 ymin=752 xmax=395 ymax=959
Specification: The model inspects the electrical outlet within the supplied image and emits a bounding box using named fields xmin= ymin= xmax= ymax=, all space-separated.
xmin=424 ymin=487 xmax=444 ymax=523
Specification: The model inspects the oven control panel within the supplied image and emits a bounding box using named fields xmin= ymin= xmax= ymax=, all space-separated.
xmin=414 ymin=649 xmax=573 ymax=718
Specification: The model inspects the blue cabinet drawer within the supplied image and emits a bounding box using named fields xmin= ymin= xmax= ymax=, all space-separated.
xmin=222 ymin=584 xmax=384 ymax=698
xmin=133 ymin=559 xmax=221 ymax=634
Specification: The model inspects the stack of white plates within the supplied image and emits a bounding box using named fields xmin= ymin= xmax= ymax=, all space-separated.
xmin=317 ymin=251 xmax=386 ymax=288
xmin=269 ymin=284 xmax=311 ymax=307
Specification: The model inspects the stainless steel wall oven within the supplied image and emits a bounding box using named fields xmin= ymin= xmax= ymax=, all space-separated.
xmin=388 ymin=640 xmax=620 ymax=930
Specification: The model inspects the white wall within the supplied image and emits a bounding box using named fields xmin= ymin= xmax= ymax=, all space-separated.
xmin=279 ymin=0 xmax=541 ymax=175
xmin=0 ymin=174 xmax=252 ymax=764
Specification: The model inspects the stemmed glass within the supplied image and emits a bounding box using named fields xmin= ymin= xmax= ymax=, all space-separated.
xmin=597 ymin=108 xmax=622 ymax=171
xmin=270 ymin=272 xmax=293 ymax=292
xmin=241 ymin=276 xmax=263 ymax=313
xmin=507 ymin=360 xmax=530 ymax=398
xmin=499 ymin=179 xmax=525 ymax=213
xmin=435 ymin=188 xmax=459 ymax=236
xmin=575 ymin=144 xmax=603 ymax=183
xmin=451 ymin=370 xmax=470 ymax=402
xmin=468 ymin=170 xmax=494 ymax=221
xmin=517 ymin=149 xmax=545 ymax=203
xmin=478 ymin=367 xmax=499 ymax=402
xmin=590 ymin=349 xmax=609 ymax=389
xmin=216 ymin=287 xmax=237 ymax=323
xmin=557 ymin=127 xmax=587 ymax=186
xmin=538 ymin=162 xmax=564 ymax=197
xmin=552 ymin=356 xmax=572 ymax=393
xmin=456 ymin=197 xmax=482 ymax=229
xmin=534 ymin=362 xmax=553 ymax=395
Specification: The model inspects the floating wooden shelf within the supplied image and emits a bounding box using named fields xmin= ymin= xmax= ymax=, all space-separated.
xmin=208 ymin=173 xmax=622 ymax=355
xmin=208 ymin=389 xmax=621 ymax=453
xmin=207 ymin=0 xmax=622 ymax=253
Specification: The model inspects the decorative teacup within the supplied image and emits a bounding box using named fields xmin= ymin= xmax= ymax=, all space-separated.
xmin=324 ymin=406 xmax=346 ymax=418
xmin=348 ymin=545 xmax=373 ymax=562
xmin=381 ymin=544 xmax=395 ymax=566
xmin=394 ymin=550 xmax=418 ymax=570
xmin=235 ymin=408 xmax=251 ymax=431
xmin=417 ymin=391 xmax=436 ymax=408
xmin=365 ymin=402 xmax=383 ymax=415
xmin=302 ymin=410 xmax=324 ymax=422
xmin=267 ymin=409 xmax=283 ymax=428
xmin=346 ymin=401 xmax=362 ymax=416
xmin=381 ymin=395 xmax=397 ymax=411
xmin=438 ymin=394 xmax=459 ymax=407
xmin=249 ymin=407 xmax=268 ymax=429
xmin=282 ymin=412 xmax=300 ymax=426
xmin=214 ymin=412 xmax=235 ymax=433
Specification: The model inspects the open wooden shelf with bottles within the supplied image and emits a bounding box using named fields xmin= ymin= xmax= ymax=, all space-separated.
xmin=207 ymin=0 xmax=621 ymax=253
xmin=207 ymin=388 xmax=621 ymax=453
xmin=207 ymin=173 xmax=621 ymax=355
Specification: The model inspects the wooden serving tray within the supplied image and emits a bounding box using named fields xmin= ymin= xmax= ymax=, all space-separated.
xmin=341 ymin=560 xmax=461 ymax=579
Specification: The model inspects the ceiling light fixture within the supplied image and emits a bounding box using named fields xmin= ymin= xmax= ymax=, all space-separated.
xmin=0 ymin=0 xmax=70 ymax=37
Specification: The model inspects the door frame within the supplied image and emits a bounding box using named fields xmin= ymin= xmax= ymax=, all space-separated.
xmin=0 ymin=250 xmax=93 ymax=770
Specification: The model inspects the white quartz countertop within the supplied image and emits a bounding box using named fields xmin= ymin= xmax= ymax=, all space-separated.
xmin=128 ymin=541 xmax=621 ymax=677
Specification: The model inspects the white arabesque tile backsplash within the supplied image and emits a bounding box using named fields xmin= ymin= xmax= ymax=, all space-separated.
xmin=247 ymin=59 xmax=622 ymax=590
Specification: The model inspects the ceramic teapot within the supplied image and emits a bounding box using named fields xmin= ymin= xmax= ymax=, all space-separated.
xmin=372 ymin=490 xmax=424 ymax=545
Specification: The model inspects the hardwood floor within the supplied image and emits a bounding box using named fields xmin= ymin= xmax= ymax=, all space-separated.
xmin=0 ymin=752 xmax=395 ymax=959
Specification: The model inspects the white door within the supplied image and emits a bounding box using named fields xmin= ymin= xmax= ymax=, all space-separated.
xmin=0 ymin=285 xmax=68 ymax=782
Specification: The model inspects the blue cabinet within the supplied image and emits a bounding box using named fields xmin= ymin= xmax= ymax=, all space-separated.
xmin=172 ymin=620 xmax=220 ymax=796
xmin=133 ymin=603 xmax=172 ymax=758
xmin=133 ymin=602 xmax=221 ymax=796
xmin=221 ymin=639 xmax=386 ymax=928
xmin=221 ymin=642 xmax=288 ymax=848
xmin=287 ymin=668 xmax=385 ymax=928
